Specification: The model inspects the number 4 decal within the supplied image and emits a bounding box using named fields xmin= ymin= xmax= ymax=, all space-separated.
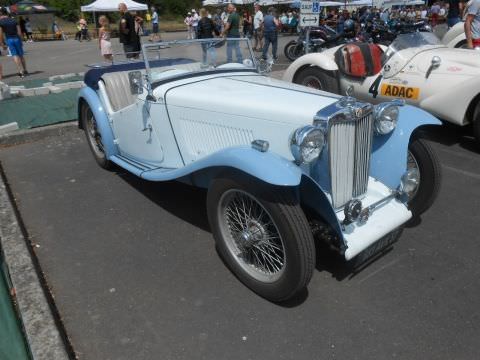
xmin=369 ymin=74 xmax=383 ymax=98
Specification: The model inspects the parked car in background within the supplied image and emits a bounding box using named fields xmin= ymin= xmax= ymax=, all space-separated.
xmin=284 ymin=32 xmax=480 ymax=145
xmin=78 ymin=38 xmax=441 ymax=302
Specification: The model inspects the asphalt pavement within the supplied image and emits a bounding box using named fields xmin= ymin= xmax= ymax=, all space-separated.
xmin=0 ymin=117 xmax=479 ymax=360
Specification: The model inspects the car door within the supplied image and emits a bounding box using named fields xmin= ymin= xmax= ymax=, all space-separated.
xmin=110 ymin=100 xmax=165 ymax=166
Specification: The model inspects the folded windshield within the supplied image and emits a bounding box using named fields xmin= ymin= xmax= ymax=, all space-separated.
xmin=383 ymin=32 xmax=444 ymax=64
xmin=141 ymin=38 xmax=257 ymax=83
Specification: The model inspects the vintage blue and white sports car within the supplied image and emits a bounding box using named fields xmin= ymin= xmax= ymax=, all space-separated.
xmin=78 ymin=38 xmax=441 ymax=302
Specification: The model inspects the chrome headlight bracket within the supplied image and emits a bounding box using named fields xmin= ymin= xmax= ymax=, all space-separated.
xmin=373 ymin=99 xmax=404 ymax=135
xmin=290 ymin=125 xmax=325 ymax=165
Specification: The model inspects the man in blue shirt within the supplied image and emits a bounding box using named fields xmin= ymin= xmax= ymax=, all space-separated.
xmin=262 ymin=7 xmax=280 ymax=61
xmin=0 ymin=8 xmax=28 ymax=77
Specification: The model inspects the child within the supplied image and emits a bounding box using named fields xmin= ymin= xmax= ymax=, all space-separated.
xmin=98 ymin=16 xmax=112 ymax=61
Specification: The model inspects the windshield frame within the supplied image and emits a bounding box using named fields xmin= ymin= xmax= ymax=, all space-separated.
xmin=382 ymin=32 xmax=446 ymax=78
xmin=141 ymin=38 xmax=258 ymax=87
xmin=383 ymin=32 xmax=445 ymax=63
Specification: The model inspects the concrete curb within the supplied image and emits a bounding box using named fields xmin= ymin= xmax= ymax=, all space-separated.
xmin=0 ymin=170 xmax=70 ymax=359
xmin=0 ymin=121 xmax=78 ymax=147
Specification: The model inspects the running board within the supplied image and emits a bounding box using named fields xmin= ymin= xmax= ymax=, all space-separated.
xmin=110 ymin=155 xmax=161 ymax=176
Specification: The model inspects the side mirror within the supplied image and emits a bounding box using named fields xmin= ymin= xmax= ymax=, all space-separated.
xmin=431 ymin=56 xmax=441 ymax=68
xmin=426 ymin=56 xmax=441 ymax=79
xmin=128 ymin=71 xmax=143 ymax=95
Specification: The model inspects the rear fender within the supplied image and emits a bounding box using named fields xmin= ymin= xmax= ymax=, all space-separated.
xmin=78 ymin=87 xmax=118 ymax=159
xmin=370 ymin=105 xmax=441 ymax=189
xmin=283 ymin=52 xmax=339 ymax=83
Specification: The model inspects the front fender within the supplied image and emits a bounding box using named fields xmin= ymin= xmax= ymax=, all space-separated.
xmin=370 ymin=105 xmax=441 ymax=189
xmin=141 ymin=146 xmax=303 ymax=187
xmin=283 ymin=51 xmax=339 ymax=82
xmin=78 ymin=87 xmax=118 ymax=159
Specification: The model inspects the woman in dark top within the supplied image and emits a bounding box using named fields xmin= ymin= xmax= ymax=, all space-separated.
xmin=197 ymin=8 xmax=219 ymax=66
xmin=242 ymin=10 xmax=253 ymax=38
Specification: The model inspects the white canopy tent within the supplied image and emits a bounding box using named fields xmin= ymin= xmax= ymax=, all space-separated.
xmin=81 ymin=0 xmax=148 ymax=12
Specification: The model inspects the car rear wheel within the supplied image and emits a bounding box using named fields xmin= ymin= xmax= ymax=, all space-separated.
xmin=81 ymin=102 xmax=112 ymax=169
xmin=295 ymin=67 xmax=339 ymax=94
xmin=207 ymin=176 xmax=315 ymax=302
xmin=406 ymin=137 xmax=442 ymax=217
xmin=472 ymin=101 xmax=480 ymax=147
xmin=455 ymin=40 xmax=469 ymax=49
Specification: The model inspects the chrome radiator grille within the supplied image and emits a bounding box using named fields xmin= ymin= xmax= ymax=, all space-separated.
xmin=328 ymin=113 xmax=374 ymax=208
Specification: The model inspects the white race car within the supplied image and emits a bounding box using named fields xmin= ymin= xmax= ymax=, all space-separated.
xmin=284 ymin=32 xmax=480 ymax=144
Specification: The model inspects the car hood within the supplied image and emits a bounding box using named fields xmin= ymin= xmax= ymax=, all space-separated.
xmin=163 ymin=74 xmax=341 ymax=126
xmin=415 ymin=47 xmax=480 ymax=76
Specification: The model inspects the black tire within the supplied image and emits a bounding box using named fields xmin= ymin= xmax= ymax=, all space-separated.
xmin=472 ymin=101 xmax=480 ymax=146
xmin=207 ymin=175 xmax=315 ymax=302
xmin=81 ymin=102 xmax=112 ymax=170
xmin=455 ymin=39 xmax=469 ymax=49
xmin=284 ymin=40 xmax=304 ymax=62
xmin=406 ymin=137 xmax=442 ymax=217
xmin=295 ymin=66 xmax=339 ymax=94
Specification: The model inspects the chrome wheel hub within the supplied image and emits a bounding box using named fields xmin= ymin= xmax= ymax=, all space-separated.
xmin=218 ymin=189 xmax=286 ymax=283
xmin=406 ymin=151 xmax=421 ymax=199
xmin=85 ymin=109 xmax=105 ymax=158
xmin=303 ymin=76 xmax=322 ymax=89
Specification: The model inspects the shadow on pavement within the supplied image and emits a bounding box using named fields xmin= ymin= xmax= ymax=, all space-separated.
xmin=421 ymin=122 xmax=479 ymax=154
xmin=118 ymin=170 xmax=210 ymax=232
xmin=116 ymin=165 xmax=401 ymax=303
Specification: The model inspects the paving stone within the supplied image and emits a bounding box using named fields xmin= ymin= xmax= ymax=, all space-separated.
xmin=19 ymin=88 xmax=36 ymax=97
xmin=34 ymin=87 xmax=50 ymax=96
xmin=48 ymin=86 xmax=63 ymax=94
xmin=0 ymin=122 xmax=19 ymax=134
xmin=60 ymin=73 xmax=76 ymax=79
xmin=0 ymin=82 xmax=11 ymax=100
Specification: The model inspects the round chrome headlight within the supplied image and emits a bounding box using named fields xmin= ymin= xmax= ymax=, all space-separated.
xmin=374 ymin=101 xmax=402 ymax=135
xmin=290 ymin=126 xmax=325 ymax=164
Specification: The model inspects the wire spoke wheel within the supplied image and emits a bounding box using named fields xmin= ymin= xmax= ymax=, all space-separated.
xmin=81 ymin=103 xmax=111 ymax=169
xmin=406 ymin=150 xmax=421 ymax=200
xmin=85 ymin=107 xmax=105 ymax=159
xmin=219 ymin=189 xmax=286 ymax=283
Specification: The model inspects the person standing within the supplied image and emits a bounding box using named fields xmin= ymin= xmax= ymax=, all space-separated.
xmin=18 ymin=16 xmax=26 ymax=40
xmin=118 ymin=3 xmax=141 ymax=59
xmin=222 ymin=3 xmax=243 ymax=63
xmin=465 ymin=0 xmax=480 ymax=48
xmin=213 ymin=9 xmax=223 ymax=34
xmin=150 ymin=6 xmax=160 ymax=42
xmin=253 ymin=3 xmax=263 ymax=51
xmin=197 ymin=8 xmax=220 ymax=66
xmin=242 ymin=10 xmax=253 ymax=38
xmin=185 ymin=12 xmax=193 ymax=39
xmin=0 ymin=8 xmax=28 ymax=77
xmin=447 ymin=0 xmax=465 ymax=27
xmin=192 ymin=10 xmax=199 ymax=38
xmin=98 ymin=16 xmax=112 ymax=61
xmin=24 ymin=17 xmax=33 ymax=42
xmin=262 ymin=7 xmax=280 ymax=61
xmin=431 ymin=2 xmax=441 ymax=26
